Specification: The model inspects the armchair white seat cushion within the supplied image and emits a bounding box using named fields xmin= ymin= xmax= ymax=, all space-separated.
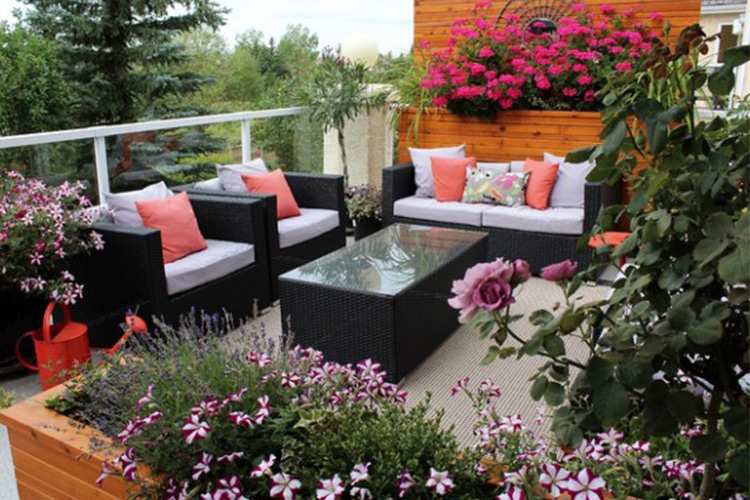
xmin=393 ymin=196 xmax=491 ymax=227
xmin=277 ymin=208 xmax=340 ymax=249
xmin=482 ymin=205 xmax=584 ymax=235
xmin=165 ymin=239 xmax=255 ymax=296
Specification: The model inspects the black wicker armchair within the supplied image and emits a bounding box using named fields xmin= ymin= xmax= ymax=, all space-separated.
xmin=382 ymin=162 xmax=621 ymax=272
xmin=73 ymin=194 xmax=272 ymax=346
xmin=177 ymin=172 xmax=347 ymax=300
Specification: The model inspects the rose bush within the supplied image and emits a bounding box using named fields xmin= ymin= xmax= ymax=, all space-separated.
xmin=420 ymin=1 xmax=663 ymax=116
xmin=0 ymin=170 xmax=104 ymax=303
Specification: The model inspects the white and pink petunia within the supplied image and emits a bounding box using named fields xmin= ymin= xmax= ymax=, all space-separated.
xmin=136 ymin=383 xmax=156 ymax=408
xmin=350 ymin=462 xmax=371 ymax=484
xmin=539 ymin=463 xmax=571 ymax=497
xmin=426 ymin=468 xmax=454 ymax=496
xmin=191 ymin=452 xmax=214 ymax=481
xmin=181 ymin=414 xmax=211 ymax=444
xmin=251 ymin=454 xmax=276 ymax=478
xmin=316 ymin=474 xmax=345 ymax=500
xmin=451 ymin=377 xmax=470 ymax=396
xmin=350 ymin=486 xmax=373 ymax=499
xmin=228 ymin=411 xmax=255 ymax=428
xmin=114 ymin=447 xmax=138 ymax=482
xmin=497 ymin=485 xmax=525 ymax=500
xmin=217 ymin=451 xmax=244 ymax=463
xmin=270 ymin=472 xmax=302 ymax=500
xmin=96 ymin=460 xmax=112 ymax=487
xmin=247 ymin=351 xmax=273 ymax=367
xmin=397 ymin=471 xmax=415 ymax=498
xmin=566 ymin=468 xmax=607 ymax=500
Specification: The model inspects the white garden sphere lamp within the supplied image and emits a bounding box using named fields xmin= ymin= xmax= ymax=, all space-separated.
xmin=341 ymin=35 xmax=379 ymax=68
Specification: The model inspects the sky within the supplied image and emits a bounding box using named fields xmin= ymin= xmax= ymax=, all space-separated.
xmin=0 ymin=0 xmax=414 ymax=54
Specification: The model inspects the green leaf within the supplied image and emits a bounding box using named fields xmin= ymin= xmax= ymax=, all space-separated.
xmin=552 ymin=407 xmax=583 ymax=447
xmin=690 ymin=433 xmax=728 ymax=463
xmin=587 ymin=356 xmax=614 ymax=381
xmin=530 ymin=376 xmax=548 ymax=401
xmin=617 ymin=360 xmax=653 ymax=389
xmin=729 ymin=451 xmax=750 ymax=486
xmin=736 ymin=213 xmax=750 ymax=241
xmin=627 ymin=189 xmax=649 ymax=215
xmin=566 ymin=146 xmax=597 ymax=164
xmin=693 ymin=238 xmax=729 ymax=264
xmin=593 ymin=381 xmax=629 ymax=424
xmin=723 ymin=45 xmax=750 ymax=66
xmin=708 ymin=64 xmax=736 ymax=96
xmin=559 ymin=309 xmax=585 ymax=334
xmin=705 ymin=212 xmax=733 ymax=239
xmin=544 ymin=382 xmax=566 ymax=407
xmin=725 ymin=406 xmax=750 ymax=442
xmin=644 ymin=381 xmax=679 ymax=436
xmin=543 ymin=336 xmax=566 ymax=357
xmin=603 ymin=119 xmax=627 ymax=156
xmin=497 ymin=347 xmax=518 ymax=359
xmin=666 ymin=391 xmax=699 ymax=424
xmin=646 ymin=117 xmax=668 ymax=155
xmin=612 ymin=231 xmax=639 ymax=257
xmin=529 ymin=310 xmax=555 ymax=326
xmin=481 ymin=346 xmax=500 ymax=365
xmin=718 ymin=246 xmax=750 ymax=284
xmin=658 ymin=267 xmax=685 ymax=291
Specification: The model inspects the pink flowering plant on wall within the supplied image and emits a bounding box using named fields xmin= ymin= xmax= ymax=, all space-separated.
xmin=0 ymin=170 xmax=104 ymax=303
xmin=420 ymin=1 xmax=663 ymax=117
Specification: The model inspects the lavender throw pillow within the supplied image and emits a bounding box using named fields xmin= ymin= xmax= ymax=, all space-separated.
xmin=104 ymin=181 xmax=173 ymax=227
xmin=217 ymin=158 xmax=268 ymax=192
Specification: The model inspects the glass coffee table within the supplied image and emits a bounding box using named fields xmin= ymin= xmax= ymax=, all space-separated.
xmin=279 ymin=224 xmax=487 ymax=382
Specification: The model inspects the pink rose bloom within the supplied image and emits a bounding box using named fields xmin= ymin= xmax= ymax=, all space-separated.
xmin=534 ymin=74 xmax=551 ymax=90
xmin=562 ymin=87 xmax=577 ymax=97
xmin=600 ymin=4 xmax=616 ymax=15
xmin=573 ymin=63 xmax=588 ymax=73
xmin=615 ymin=61 xmax=632 ymax=73
xmin=506 ymin=87 xmax=522 ymax=99
xmin=609 ymin=46 xmax=624 ymax=54
xmin=484 ymin=70 xmax=497 ymax=80
xmin=511 ymin=259 xmax=531 ymax=285
xmin=448 ymin=258 xmax=516 ymax=323
xmin=541 ymin=260 xmax=577 ymax=282
xmin=584 ymin=89 xmax=596 ymax=102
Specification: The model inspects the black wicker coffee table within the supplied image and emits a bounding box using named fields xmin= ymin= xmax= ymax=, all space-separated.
xmin=279 ymin=224 xmax=487 ymax=381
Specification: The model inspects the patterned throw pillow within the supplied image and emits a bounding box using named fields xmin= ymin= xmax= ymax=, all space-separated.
xmin=462 ymin=168 xmax=529 ymax=206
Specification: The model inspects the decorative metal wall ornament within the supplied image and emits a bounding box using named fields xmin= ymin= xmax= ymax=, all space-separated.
xmin=494 ymin=0 xmax=576 ymax=37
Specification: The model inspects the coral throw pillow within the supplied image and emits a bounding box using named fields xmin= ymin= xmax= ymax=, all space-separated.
xmin=136 ymin=191 xmax=208 ymax=264
xmin=431 ymin=156 xmax=477 ymax=201
xmin=242 ymin=169 xmax=301 ymax=220
xmin=523 ymin=159 xmax=559 ymax=210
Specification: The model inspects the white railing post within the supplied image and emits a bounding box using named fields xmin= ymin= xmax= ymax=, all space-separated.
xmin=241 ymin=120 xmax=252 ymax=163
xmin=93 ymin=137 xmax=110 ymax=200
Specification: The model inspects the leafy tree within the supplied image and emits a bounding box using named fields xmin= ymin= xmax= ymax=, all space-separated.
xmin=0 ymin=21 xmax=75 ymax=171
xmin=21 ymin=0 xmax=228 ymax=125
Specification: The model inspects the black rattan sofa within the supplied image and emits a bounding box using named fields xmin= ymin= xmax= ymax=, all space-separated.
xmin=382 ymin=162 xmax=621 ymax=273
xmin=177 ymin=172 xmax=347 ymax=300
xmin=73 ymin=194 xmax=272 ymax=346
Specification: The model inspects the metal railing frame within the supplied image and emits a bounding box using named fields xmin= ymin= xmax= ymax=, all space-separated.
xmin=0 ymin=107 xmax=307 ymax=200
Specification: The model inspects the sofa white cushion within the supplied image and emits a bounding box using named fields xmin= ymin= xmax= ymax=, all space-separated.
xmin=394 ymin=195 xmax=492 ymax=227
xmin=544 ymin=152 xmax=595 ymax=208
xmin=477 ymin=162 xmax=509 ymax=173
xmin=104 ymin=181 xmax=173 ymax=227
xmin=409 ymin=145 xmax=466 ymax=198
xmin=278 ymin=208 xmax=340 ymax=249
xmin=482 ymin=205 xmax=584 ymax=235
xmin=165 ymin=239 xmax=255 ymax=296
xmin=508 ymin=160 xmax=527 ymax=173
xmin=217 ymin=159 xmax=268 ymax=192
xmin=193 ymin=177 xmax=223 ymax=190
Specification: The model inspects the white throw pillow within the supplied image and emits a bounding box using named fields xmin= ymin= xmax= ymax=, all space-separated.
xmin=408 ymin=145 xmax=466 ymax=198
xmin=476 ymin=162 xmax=510 ymax=173
xmin=544 ymin=152 xmax=596 ymax=208
xmin=193 ymin=177 xmax=223 ymax=191
xmin=104 ymin=181 xmax=173 ymax=226
xmin=217 ymin=158 xmax=268 ymax=192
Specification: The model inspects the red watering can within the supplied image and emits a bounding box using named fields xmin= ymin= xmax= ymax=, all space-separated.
xmin=15 ymin=301 xmax=91 ymax=390
xmin=106 ymin=312 xmax=148 ymax=356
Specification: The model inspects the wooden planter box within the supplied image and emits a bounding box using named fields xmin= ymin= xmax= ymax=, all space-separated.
xmin=0 ymin=385 xmax=144 ymax=499
xmin=397 ymin=108 xmax=604 ymax=163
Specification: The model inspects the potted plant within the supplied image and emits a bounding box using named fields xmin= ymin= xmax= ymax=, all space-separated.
xmin=0 ymin=170 xmax=104 ymax=372
xmin=345 ymin=183 xmax=383 ymax=240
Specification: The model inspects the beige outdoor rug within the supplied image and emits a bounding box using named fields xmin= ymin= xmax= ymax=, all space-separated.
xmin=245 ymin=277 xmax=611 ymax=448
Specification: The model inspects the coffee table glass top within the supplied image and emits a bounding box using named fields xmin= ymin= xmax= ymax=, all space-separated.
xmin=281 ymin=224 xmax=486 ymax=296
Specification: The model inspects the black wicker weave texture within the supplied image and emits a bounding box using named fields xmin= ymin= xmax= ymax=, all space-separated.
xmin=279 ymin=227 xmax=488 ymax=382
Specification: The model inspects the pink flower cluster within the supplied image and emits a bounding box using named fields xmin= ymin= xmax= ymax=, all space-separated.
xmin=0 ymin=170 xmax=104 ymax=303
xmin=420 ymin=1 xmax=662 ymax=115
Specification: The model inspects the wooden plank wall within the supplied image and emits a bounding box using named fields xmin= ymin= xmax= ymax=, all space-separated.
xmin=415 ymin=0 xmax=702 ymax=52
xmin=398 ymin=109 xmax=603 ymax=162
